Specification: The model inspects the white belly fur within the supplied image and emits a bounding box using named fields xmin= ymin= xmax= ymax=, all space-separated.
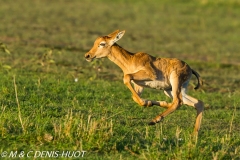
xmin=133 ymin=80 xmax=171 ymax=90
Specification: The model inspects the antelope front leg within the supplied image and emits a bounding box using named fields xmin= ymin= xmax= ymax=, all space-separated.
xmin=124 ymin=74 xmax=153 ymax=107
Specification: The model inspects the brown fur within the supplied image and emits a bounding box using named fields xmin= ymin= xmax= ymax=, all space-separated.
xmin=85 ymin=30 xmax=204 ymax=135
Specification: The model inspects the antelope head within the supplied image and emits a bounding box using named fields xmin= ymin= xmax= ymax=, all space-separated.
xmin=85 ymin=30 xmax=125 ymax=62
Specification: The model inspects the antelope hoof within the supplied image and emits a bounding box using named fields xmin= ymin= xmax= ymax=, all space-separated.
xmin=148 ymin=121 xmax=156 ymax=125
xmin=148 ymin=116 xmax=164 ymax=125
xmin=145 ymin=100 xmax=153 ymax=107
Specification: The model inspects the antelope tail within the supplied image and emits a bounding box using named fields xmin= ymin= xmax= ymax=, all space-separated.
xmin=192 ymin=69 xmax=203 ymax=90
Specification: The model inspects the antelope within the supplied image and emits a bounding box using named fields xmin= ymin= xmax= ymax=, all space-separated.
xmin=85 ymin=30 xmax=204 ymax=135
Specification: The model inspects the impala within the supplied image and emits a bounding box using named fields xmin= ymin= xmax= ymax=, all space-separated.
xmin=85 ymin=30 xmax=204 ymax=135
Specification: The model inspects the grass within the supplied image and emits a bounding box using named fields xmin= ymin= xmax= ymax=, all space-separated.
xmin=0 ymin=0 xmax=240 ymax=159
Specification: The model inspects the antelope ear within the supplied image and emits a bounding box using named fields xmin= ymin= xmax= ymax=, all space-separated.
xmin=107 ymin=30 xmax=120 ymax=37
xmin=109 ymin=30 xmax=125 ymax=45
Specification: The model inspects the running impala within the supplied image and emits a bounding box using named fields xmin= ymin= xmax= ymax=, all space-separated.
xmin=85 ymin=30 xmax=204 ymax=135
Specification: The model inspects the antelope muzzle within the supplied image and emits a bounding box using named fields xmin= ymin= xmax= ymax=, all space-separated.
xmin=85 ymin=52 xmax=95 ymax=62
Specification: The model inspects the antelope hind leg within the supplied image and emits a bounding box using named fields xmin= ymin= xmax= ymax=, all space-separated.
xmin=182 ymin=94 xmax=204 ymax=135
xmin=181 ymin=81 xmax=204 ymax=135
xmin=149 ymin=71 xmax=182 ymax=125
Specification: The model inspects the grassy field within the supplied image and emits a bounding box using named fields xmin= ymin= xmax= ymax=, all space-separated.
xmin=0 ymin=0 xmax=240 ymax=159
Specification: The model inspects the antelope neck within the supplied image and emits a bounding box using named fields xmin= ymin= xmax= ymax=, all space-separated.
xmin=107 ymin=44 xmax=134 ymax=73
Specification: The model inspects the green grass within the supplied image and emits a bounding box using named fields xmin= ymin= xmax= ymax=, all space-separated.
xmin=0 ymin=0 xmax=240 ymax=159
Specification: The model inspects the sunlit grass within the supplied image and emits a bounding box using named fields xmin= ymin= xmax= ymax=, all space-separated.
xmin=0 ymin=0 xmax=240 ymax=159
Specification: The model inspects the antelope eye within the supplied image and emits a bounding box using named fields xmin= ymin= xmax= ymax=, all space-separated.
xmin=99 ymin=42 xmax=106 ymax=47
